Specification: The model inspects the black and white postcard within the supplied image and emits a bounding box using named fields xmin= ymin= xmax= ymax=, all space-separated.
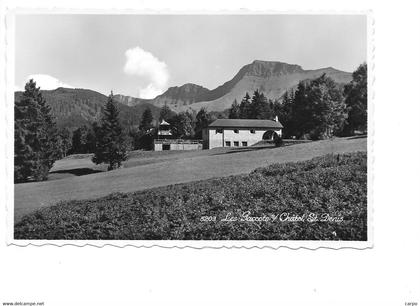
xmin=6 ymin=13 xmax=373 ymax=248
xmin=1 ymin=1 xmax=420 ymax=306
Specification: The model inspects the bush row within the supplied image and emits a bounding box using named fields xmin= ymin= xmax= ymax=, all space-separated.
xmin=15 ymin=152 xmax=367 ymax=240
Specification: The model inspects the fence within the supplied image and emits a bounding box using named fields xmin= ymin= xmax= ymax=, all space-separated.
xmin=153 ymin=139 xmax=203 ymax=144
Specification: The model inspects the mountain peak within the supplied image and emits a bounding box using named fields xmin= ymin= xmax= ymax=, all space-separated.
xmin=113 ymin=94 xmax=150 ymax=107
xmin=150 ymin=83 xmax=211 ymax=108
xmin=159 ymin=83 xmax=210 ymax=100
xmin=245 ymin=60 xmax=304 ymax=77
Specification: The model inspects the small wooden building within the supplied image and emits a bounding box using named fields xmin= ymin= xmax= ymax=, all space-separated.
xmin=153 ymin=120 xmax=202 ymax=151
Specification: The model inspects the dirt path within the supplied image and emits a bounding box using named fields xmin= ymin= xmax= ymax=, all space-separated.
xmin=14 ymin=137 xmax=367 ymax=222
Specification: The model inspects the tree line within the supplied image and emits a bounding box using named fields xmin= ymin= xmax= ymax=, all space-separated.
xmin=14 ymin=86 xmax=128 ymax=182
xmin=14 ymin=83 xmax=219 ymax=182
xmin=227 ymin=63 xmax=367 ymax=139
xmin=14 ymin=63 xmax=366 ymax=182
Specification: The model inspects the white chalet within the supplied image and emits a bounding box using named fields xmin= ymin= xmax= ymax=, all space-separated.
xmin=202 ymin=118 xmax=283 ymax=149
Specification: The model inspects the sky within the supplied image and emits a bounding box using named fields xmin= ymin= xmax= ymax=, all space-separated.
xmin=15 ymin=14 xmax=367 ymax=98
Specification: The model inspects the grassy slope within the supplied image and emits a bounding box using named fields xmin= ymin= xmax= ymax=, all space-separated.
xmin=14 ymin=136 xmax=367 ymax=222
xmin=15 ymin=152 xmax=367 ymax=240
xmin=50 ymin=148 xmax=229 ymax=175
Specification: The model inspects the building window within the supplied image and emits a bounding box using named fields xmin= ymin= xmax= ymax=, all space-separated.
xmin=242 ymin=141 xmax=248 ymax=147
xmin=250 ymin=129 xmax=256 ymax=134
xmin=234 ymin=141 xmax=239 ymax=147
xmin=233 ymin=129 xmax=239 ymax=134
xmin=215 ymin=128 xmax=223 ymax=134
xmin=225 ymin=141 xmax=231 ymax=147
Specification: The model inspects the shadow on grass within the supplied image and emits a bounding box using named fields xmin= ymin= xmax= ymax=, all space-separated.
xmin=347 ymin=134 xmax=367 ymax=140
xmin=49 ymin=168 xmax=103 ymax=176
xmin=211 ymin=146 xmax=278 ymax=156
xmin=15 ymin=167 xmax=104 ymax=184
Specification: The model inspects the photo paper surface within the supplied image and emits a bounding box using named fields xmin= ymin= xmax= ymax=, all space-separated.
xmin=7 ymin=12 xmax=372 ymax=248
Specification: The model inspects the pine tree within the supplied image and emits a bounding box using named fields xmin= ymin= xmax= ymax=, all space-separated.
xmin=228 ymin=99 xmax=240 ymax=119
xmin=239 ymin=92 xmax=252 ymax=119
xmin=14 ymin=79 xmax=60 ymax=182
xmin=273 ymin=91 xmax=294 ymax=137
xmin=139 ymin=107 xmax=154 ymax=132
xmin=250 ymin=90 xmax=272 ymax=119
xmin=92 ymin=92 xmax=128 ymax=170
xmin=159 ymin=104 xmax=172 ymax=122
xmin=290 ymin=81 xmax=311 ymax=137
xmin=85 ymin=124 xmax=97 ymax=153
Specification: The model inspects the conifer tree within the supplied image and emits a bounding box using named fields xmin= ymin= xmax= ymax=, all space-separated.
xmin=139 ymin=107 xmax=154 ymax=132
xmin=159 ymin=104 xmax=172 ymax=122
xmin=14 ymin=79 xmax=60 ymax=182
xmin=250 ymin=90 xmax=272 ymax=119
xmin=228 ymin=99 xmax=240 ymax=119
xmin=273 ymin=91 xmax=294 ymax=137
xmin=92 ymin=92 xmax=128 ymax=170
xmin=239 ymin=92 xmax=252 ymax=119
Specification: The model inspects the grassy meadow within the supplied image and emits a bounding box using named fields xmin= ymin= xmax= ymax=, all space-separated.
xmin=14 ymin=136 xmax=366 ymax=223
xmin=15 ymin=151 xmax=367 ymax=240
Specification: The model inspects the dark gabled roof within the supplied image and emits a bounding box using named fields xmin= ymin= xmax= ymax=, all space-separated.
xmin=208 ymin=119 xmax=283 ymax=129
xmin=159 ymin=119 xmax=170 ymax=126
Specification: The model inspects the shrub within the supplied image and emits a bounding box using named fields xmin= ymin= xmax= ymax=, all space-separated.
xmin=15 ymin=152 xmax=367 ymax=240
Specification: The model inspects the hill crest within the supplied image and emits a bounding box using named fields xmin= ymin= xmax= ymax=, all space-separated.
xmin=14 ymin=88 xmax=165 ymax=130
xmin=15 ymin=60 xmax=353 ymax=126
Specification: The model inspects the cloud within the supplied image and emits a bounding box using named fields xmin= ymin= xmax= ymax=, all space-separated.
xmin=123 ymin=46 xmax=169 ymax=99
xmin=18 ymin=74 xmax=75 ymax=91
xmin=137 ymin=84 xmax=166 ymax=100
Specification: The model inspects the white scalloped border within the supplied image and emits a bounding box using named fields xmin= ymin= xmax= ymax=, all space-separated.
xmin=3 ymin=9 xmax=375 ymax=249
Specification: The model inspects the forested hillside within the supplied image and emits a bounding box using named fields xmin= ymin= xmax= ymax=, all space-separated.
xmin=14 ymin=87 xmax=165 ymax=130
